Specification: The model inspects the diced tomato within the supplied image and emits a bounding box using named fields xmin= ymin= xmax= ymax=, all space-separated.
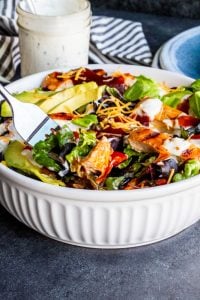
xmin=191 ymin=134 xmax=200 ymax=139
xmin=111 ymin=151 xmax=128 ymax=167
xmin=155 ymin=178 xmax=167 ymax=186
xmin=178 ymin=115 xmax=200 ymax=127
xmin=73 ymin=131 xmax=80 ymax=140
xmin=136 ymin=115 xmax=150 ymax=126
xmin=96 ymin=151 xmax=128 ymax=184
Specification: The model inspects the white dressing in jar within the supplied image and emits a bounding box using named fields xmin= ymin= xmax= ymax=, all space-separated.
xmin=17 ymin=0 xmax=91 ymax=76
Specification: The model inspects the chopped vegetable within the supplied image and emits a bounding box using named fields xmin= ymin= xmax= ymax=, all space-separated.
xmin=189 ymin=91 xmax=200 ymax=118
xmin=161 ymin=90 xmax=192 ymax=108
xmin=72 ymin=114 xmax=98 ymax=128
xmin=57 ymin=125 xmax=74 ymax=147
xmin=173 ymin=160 xmax=200 ymax=182
xmin=190 ymin=79 xmax=200 ymax=92
xmin=33 ymin=134 xmax=61 ymax=172
xmin=66 ymin=130 xmax=96 ymax=164
xmin=124 ymin=75 xmax=160 ymax=101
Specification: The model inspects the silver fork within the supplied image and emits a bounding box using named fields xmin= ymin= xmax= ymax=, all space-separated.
xmin=0 ymin=83 xmax=59 ymax=146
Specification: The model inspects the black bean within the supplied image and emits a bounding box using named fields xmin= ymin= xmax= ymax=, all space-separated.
xmin=107 ymin=137 xmax=121 ymax=150
xmin=59 ymin=143 xmax=76 ymax=159
xmin=195 ymin=124 xmax=200 ymax=134
xmin=119 ymin=177 xmax=133 ymax=189
xmin=153 ymin=158 xmax=178 ymax=178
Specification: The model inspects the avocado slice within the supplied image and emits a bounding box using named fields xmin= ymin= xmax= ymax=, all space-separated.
xmin=39 ymin=82 xmax=98 ymax=113
xmin=49 ymin=85 xmax=105 ymax=113
xmin=1 ymin=89 xmax=55 ymax=117
xmin=4 ymin=141 xmax=65 ymax=186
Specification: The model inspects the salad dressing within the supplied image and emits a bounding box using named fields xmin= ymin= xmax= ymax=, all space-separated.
xmin=17 ymin=0 xmax=91 ymax=76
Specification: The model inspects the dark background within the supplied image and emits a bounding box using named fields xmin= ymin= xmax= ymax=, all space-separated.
xmin=90 ymin=0 xmax=200 ymax=19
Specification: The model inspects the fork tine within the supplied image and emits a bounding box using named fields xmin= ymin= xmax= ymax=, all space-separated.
xmin=0 ymin=83 xmax=59 ymax=146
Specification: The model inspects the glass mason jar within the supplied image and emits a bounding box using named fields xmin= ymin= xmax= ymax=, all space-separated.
xmin=17 ymin=0 xmax=91 ymax=76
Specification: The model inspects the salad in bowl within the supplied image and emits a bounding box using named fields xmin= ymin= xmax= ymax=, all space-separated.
xmin=1 ymin=66 xmax=200 ymax=191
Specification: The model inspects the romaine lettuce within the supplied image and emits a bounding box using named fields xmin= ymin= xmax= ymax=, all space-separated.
xmin=189 ymin=91 xmax=200 ymax=117
xmin=66 ymin=130 xmax=96 ymax=164
xmin=173 ymin=159 xmax=200 ymax=182
xmin=190 ymin=79 xmax=200 ymax=92
xmin=161 ymin=90 xmax=192 ymax=108
xmin=33 ymin=134 xmax=61 ymax=172
xmin=72 ymin=114 xmax=98 ymax=128
xmin=124 ymin=75 xmax=160 ymax=101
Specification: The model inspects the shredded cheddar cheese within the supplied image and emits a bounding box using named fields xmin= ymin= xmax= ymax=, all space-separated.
xmin=167 ymin=168 xmax=175 ymax=184
xmin=96 ymin=97 xmax=141 ymax=131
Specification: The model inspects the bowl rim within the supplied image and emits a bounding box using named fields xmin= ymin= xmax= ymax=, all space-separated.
xmin=1 ymin=64 xmax=199 ymax=203
xmin=1 ymin=162 xmax=200 ymax=202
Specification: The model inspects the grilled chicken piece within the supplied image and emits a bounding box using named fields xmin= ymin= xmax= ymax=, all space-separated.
xmin=41 ymin=68 xmax=130 ymax=92
xmin=128 ymin=127 xmax=200 ymax=161
xmin=128 ymin=128 xmax=170 ymax=160
xmin=81 ymin=136 xmax=113 ymax=176
xmin=41 ymin=71 xmax=74 ymax=91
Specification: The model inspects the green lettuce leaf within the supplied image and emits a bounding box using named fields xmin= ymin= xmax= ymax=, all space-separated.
xmin=189 ymin=91 xmax=200 ymax=117
xmin=123 ymin=75 xmax=160 ymax=101
xmin=190 ymin=79 xmax=200 ymax=92
xmin=106 ymin=86 xmax=125 ymax=101
xmin=72 ymin=114 xmax=98 ymax=128
xmin=173 ymin=159 xmax=200 ymax=182
xmin=57 ymin=125 xmax=74 ymax=147
xmin=105 ymin=176 xmax=125 ymax=190
xmin=66 ymin=130 xmax=96 ymax=164
xmin=33 ymin=134 xmax=61 ymax=172
xmin=161 ymin=90 xmax=192 ymax=108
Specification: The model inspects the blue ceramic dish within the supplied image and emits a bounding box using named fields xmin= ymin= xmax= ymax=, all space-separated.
xmin=159 ymin=26 xmax=200 ymax=79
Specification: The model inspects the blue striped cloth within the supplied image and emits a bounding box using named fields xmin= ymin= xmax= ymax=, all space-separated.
xmin=0 ymin=0 xmax=152 ymax=82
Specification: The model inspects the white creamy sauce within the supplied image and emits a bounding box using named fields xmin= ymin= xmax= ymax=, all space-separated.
xmin=163 ymin=137 xmax=191 ymax=156
xmin=174 ymin=119 xmax=181 ymax=129
xmin=136 ymin=98 xmax=163 ymax=121
xmin=181 ymin=94 xmax=191 ymax=101
xmin=163 ymin=119 xmax=173 ymax=128
xmin=20 ymin=0 xmax=84 ymax=16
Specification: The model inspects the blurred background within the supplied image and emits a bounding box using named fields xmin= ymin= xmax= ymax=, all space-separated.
xmin=90 ymin=0 xmax=200 ymax=19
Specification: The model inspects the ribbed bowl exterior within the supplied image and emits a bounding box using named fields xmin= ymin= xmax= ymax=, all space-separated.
xmin=0 ymin=174 xmax=200 ymax=248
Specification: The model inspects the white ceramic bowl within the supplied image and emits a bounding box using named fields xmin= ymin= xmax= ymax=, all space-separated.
xmin=0 ymin=65 xmax=199 ymax=249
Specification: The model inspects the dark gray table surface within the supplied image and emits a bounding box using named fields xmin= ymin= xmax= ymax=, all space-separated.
xmin=1 ymin=9 xmax=200 ymax=300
